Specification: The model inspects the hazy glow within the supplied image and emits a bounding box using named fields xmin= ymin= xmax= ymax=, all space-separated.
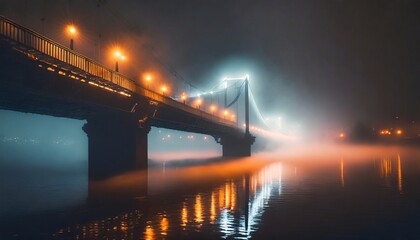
xmin=66 ymin=24 xmax=77 ymax=36
xmin=114 ymin=50 xmax=126 ymax=60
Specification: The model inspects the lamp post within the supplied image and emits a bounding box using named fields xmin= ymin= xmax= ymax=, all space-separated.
xmin=161 ymin=86 xmax=167 ymax=95
xmin=181 ymin=93 xmax=187 ymax=104
xmin=114 ymin=51 xmax=125 ymax=72
xmin=145 ymin=75 xmax=151 ymax=89
xmin=210 ymin=105 xmax=216 ymax=115
xmin=196 ymin=99 xmax=202 ymax=109
xmin=67 ymin=25 xmax=77 ymax=50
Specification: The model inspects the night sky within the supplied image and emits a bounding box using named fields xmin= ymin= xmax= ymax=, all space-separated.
xmin=0 ymin=0 xmax=419 ymax=134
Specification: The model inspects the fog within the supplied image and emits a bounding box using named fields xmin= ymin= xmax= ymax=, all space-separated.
xmin=0 ymin=1 xmax=418 ymax=172
xmin=1 ymin=0 xmax=417 ymax=135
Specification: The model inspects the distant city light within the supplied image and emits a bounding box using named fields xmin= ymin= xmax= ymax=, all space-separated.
xmin=380 ymin=129 xmax=391 ymax=135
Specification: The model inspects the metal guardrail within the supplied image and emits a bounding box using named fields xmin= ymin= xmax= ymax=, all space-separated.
xmin=0 ymin=16 xmax=136 ymax=92
xmin=0 ymin=16 xmax=236 ymax=128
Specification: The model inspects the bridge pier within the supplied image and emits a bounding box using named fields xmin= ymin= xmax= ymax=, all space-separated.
xmin=221 ymin=134 xmax=256 ymax=157
xmin=83 ymin=114 xmax=150 ymax=180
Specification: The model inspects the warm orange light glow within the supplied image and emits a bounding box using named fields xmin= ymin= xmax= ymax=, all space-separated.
xmin=143 ymin=73 xmax=152 ymax=88
xmin=66 ymin=24 xmax=77 ymax=35
xmin=397 ymin=154 xmax=403 ymax=193
xmin=379 ymin=129 xmax=391 ymax=135
xmin=380 ymin=158 xmax=392 ymax=177
xmin=181 ymin=93 xmax=187 ymax=103
xmin=225 ymin=183 xmax=230 ymax=209
xmin=194 ymin=194 xmax=203 ymax=224
xmin=196 ymin=99 xmax=202 ymax=109
xmin=161 ymin=86 xmax=167 ymax=94
xmin=219 ymin=187 xmax=224 ymax=209
xmin=340 ymin=159 xmax=344 ymax=187
xmin=181 ymin=203 xmax=188 ymax=228
xmin=210 ymin=105 xmax=216 ymax=111
xmin=210 ymin=191 xmax=216 ymax=223
xmin=339 ymin=133 xmax=345 ymax=138
xmin=396 ymin=129 xmax=403 ymax=135
xmin=223 ymin=110 xmax=228 ymax=116
xmin=144 ymin=225 xmax=154 ymax=240
xmin=114 ymin=50 xmax=125 ymax=60
xmin=230 ymin=181 xmax=236 ymax=210
xmin=160 ymin=216 xmax=168 ymax=236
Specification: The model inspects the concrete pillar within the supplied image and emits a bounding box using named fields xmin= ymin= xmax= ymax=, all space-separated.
xmin=83 ymin=113 xmax=150 ymax=180
xmin=221 ymin=134 xmax=255 ymax=157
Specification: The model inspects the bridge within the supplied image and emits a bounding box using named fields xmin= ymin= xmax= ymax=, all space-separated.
xmin=0 ymin=16 xmax=256 ymax=179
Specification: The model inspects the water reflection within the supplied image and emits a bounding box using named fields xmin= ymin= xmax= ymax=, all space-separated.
xmin=374 ymin=154 xmax=405 ymax=193
xmin=194 ymin=194 xmax=203 ymax=225
xmin=340 ymin=158 xmax=345 ymax=187
xmin=28 ymin=146 xmax=420 ymax=239
xmin=397 ymin=154 xmax=403 ymax=194
xmin=380 ymin=157 xmax=393 ymax=178
xmin=52 ymin=161 xmax=283 ymax=239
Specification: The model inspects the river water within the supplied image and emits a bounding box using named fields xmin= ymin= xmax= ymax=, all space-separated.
xmin=1 ymin=144 xmax=420 ymax=239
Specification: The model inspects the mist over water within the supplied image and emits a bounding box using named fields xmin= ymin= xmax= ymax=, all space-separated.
xmin=1 ymin=111 xmax=420 ymax=239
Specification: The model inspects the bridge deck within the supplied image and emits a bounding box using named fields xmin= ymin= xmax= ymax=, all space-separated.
xmin=0 ymin=16 xmax=245 ymax=137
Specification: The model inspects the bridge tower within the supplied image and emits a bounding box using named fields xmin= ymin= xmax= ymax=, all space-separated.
xmin=220 ymin=76 xmax=255 ymax=156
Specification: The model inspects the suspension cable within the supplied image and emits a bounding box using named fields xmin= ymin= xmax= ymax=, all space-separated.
xmin=249 ymin=85 xmax=269 ymax=127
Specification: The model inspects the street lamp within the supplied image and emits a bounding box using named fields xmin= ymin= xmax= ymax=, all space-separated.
xmin=161 ymin=85 xmax=167 ymax=95
xmin=181 ymin=93 xmax=187 ymax=104
xmin=196 ymin=99 xmax=202 ymax=109
xmin=66 ymin=24 xmax=77 ymax=50
xmin=114 ymin=50 xmax=126 ymax=72
xmin=223 ymin=110 xmax=228 ymax=119
xmin=210 ymin=105 xmax=216 ymax=115
xmin=145 ymin=74 xmax=152 ymax=89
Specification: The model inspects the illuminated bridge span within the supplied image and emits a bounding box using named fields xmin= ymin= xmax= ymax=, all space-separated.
xmin=0 ymin=16 xmax=256 ymax=179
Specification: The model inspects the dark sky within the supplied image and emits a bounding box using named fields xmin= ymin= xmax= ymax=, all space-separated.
xmin=0 ymin=0 xmax=419 ymax=133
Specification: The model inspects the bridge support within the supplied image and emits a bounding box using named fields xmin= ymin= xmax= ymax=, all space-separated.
xmin=221 ymin=134 xmax=255 ymax=157
xmin=83 ymin=114 xmax=150 ymax=180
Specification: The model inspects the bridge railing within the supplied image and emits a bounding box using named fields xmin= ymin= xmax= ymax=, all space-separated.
xmin=0 ymin=16 xmax=236 ymax=128
xmin=0 ymin=16 xmax=136 ymax=93
xmin=138 ymin=87 xmax=235 ymax=126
